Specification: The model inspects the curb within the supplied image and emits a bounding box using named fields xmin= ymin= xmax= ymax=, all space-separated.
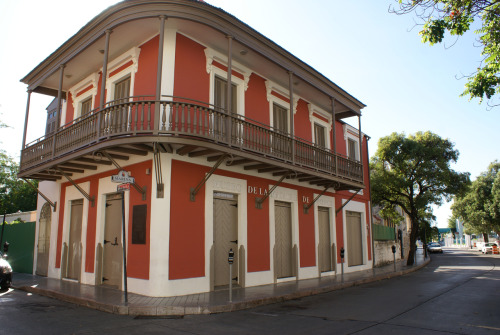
xmin=15 ymin=258 xmax=430 ymax=316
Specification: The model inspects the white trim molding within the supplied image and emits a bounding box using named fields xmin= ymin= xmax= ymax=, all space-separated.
xmin=105 ymin=47 xmax=141 ymax=102
xmin=68 ymin=73 xmax=99 ymax=118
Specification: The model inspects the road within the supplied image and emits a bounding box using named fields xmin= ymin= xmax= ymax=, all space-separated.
xmin=1 ymin=248 xmax=499 ymax=334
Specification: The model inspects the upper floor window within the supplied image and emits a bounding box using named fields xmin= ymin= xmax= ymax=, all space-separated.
xmin=348 ymin=138 xmax=358 ymax=161
xmin=80 ymin=97 xmax=92 ymax=117
xmin=214 ymin=76 xmax=237 ymax=114
xmin=205 ymin=47 xmax=249 ymax=117
xmin=314 ymin=123 xmax=326 ymax=148
xmin=273 ymin=103 xmax=289 ymax=134
xmin=114 ymin=76 xmax=131 ymax=103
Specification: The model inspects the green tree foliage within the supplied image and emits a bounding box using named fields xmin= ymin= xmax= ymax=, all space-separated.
xmin=1 ymin=150 xmax=38 ymax=214
xmin=452 ymin=161 xmax=500 ymax=241
xmin=447 ymin=214 xmax=457 ymax=229
xmin=0 ymin=119 xmax=38 ymax=215
xmin=393 ymin=1 xmax=500 ymax=106
xmin=371 ymin=131 xmax=470 ymax=265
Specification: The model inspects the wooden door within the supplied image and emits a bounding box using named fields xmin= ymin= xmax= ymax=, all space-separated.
xmin=318 ymin=207 xmax=332 ymax=272
xmin=102 ymin=194 xmax=123 ymax=288
xmin=346 ymin=211 xmax=363 ymax=266
xmin=66 ymin=199 xmax=83 ymax=280
xmin=275 ymin=201 xmax=293 ymax=278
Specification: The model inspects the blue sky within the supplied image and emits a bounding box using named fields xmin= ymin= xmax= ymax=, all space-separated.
xmin=1 ymin=0 xmax=498 ymax=227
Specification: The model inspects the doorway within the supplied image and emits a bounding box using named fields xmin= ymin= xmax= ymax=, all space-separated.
xmin=346 ymin=211 xmax=363 ymax=266
xmin=102 ymin=193 xmax=123 ymax=288
xmin=213 ymin=192 xmax=238 ymax=288
xmin=318 ymin=206 xmax=332 ymax=272
xmin=275 ymin=201 xmax=293 ymax=279
xmin=66 ymin=199 xmax=83 ymax=281
xmin=36 ymin=203 xmax=52 ymax=276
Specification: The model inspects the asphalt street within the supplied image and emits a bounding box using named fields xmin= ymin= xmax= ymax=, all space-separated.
xmin=0 ymin=248 xmax=498 ymax=334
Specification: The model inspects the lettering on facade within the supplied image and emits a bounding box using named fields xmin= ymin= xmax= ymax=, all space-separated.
xmin=302 ymin=196 xmax=310 ymax=204
xmin=247 ymin=186 xmax=268 ymax=196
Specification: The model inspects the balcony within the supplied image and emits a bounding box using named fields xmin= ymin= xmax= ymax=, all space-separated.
xmin=19 ymin=96 xmax=364 ymax=190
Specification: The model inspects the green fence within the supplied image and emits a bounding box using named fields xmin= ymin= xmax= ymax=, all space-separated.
xmin=0 ymin=221 xmax=35 ymax=274
xmin=373 ymin=224 xmax=395 ymax=241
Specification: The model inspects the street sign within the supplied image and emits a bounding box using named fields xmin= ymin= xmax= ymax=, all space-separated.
xmin=111 ymin=170 xmax=135 ymax=184
xmin=117 ymin=183 xmax=130 ymax=192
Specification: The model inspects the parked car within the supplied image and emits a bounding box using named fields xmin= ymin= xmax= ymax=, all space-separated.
xmin=481 ymin=242 xmax=499 ymax=254
xmin=0 ymin=242 xmax=12 ymax=290
xmin=427 ymin=242 xmax=443 ymax=254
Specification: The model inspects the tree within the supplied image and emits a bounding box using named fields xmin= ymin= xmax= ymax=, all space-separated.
xmin=452 ymin=161 xmax=500 ymax=241
xmin=371 ymin=131 xmax=470 ymax=265
xmin=447 ymin=214 xmax=457 ymax=230
xmin=0 ymin=117 xmax=38 ymax=214
xmin=392 ymin=1 xmax=500 ymax=107
xmin=0 ymin=150 xmax=38 ymax=215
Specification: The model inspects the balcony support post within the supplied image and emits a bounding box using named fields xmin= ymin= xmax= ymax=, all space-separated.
xmin=331 ymin=98 xmax=337 ymax=176
xmin=56 ymin=64 xmax=65 ymax=131
xmin=358 ymin=114 xmax=363 ymax=182
xmin=155 ymin=16 xmax=166 ymax=133
xmin=23 ymin=179 xmax=57 ymax=212
xmin=289 ymin=71 xmax=295 ymax=164
xmin=226 ymin=35 xmax=233 ymax=146
xmin=52 ymin=65 xmax=65 ymax=157
xmin=21 ymin=90 xmax=32 ymax=166
xmin=97 ymin=29 xmax=112 ymax=140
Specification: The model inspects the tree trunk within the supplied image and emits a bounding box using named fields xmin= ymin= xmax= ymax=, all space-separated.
xmin=406 ymin=217 xmax=419 ymax=266
xmin=483 ymin=233 xmax=489 ymax=243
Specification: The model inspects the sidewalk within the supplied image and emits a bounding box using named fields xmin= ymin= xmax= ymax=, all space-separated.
xmin=12 ymin=253 xmax=429 ymax=316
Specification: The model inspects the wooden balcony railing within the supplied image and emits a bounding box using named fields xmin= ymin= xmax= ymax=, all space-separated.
xmin=20 ymin=96 xmax=363 ymax=183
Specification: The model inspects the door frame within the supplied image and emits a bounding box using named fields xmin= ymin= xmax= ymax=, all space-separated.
xmin=61 ymin=182 xmax=90 ymax=281
xmin=101 ymin=192 xmax=125 ymax=289
xmin=36 ymin=202 xmax=52 ymax=276
xmin=205 ymin=174 xmax=247 ymax=291
xmin=212 ymin=192 xmax=239 ymax=289
xmin=95 ymin=180 xmax=130 ymax=289
xmin=269 ymin=186 xmax=299 ymax=283
xmin=313 ymin=194 xmax=336 ymax=277
xmin=341 ymin=199 xmax=370 ymax=272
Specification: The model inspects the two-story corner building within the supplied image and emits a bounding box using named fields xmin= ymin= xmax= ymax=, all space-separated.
xmin=19 ymin=0 xmax=372 ymax=297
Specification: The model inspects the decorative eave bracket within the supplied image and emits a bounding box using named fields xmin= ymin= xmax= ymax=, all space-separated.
xmin=97 ymin=150 xmax=147 ymax=200
xmin=23 ymin=179 xmax=57 ymax=212
xmin=335 ymin=189 xmax=361 ymax=215
xmin=153 ymin=143 xmax=164 ymax=198
xmin=56 ymin=168 xmax=95 ymax=207
xmin=255 ymin=172 xmax=294 ymax=209
xmin=190 ymin=154 xmax=229 ymax=202
xmin=303 ymin=185 xmax=332 ymax=214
